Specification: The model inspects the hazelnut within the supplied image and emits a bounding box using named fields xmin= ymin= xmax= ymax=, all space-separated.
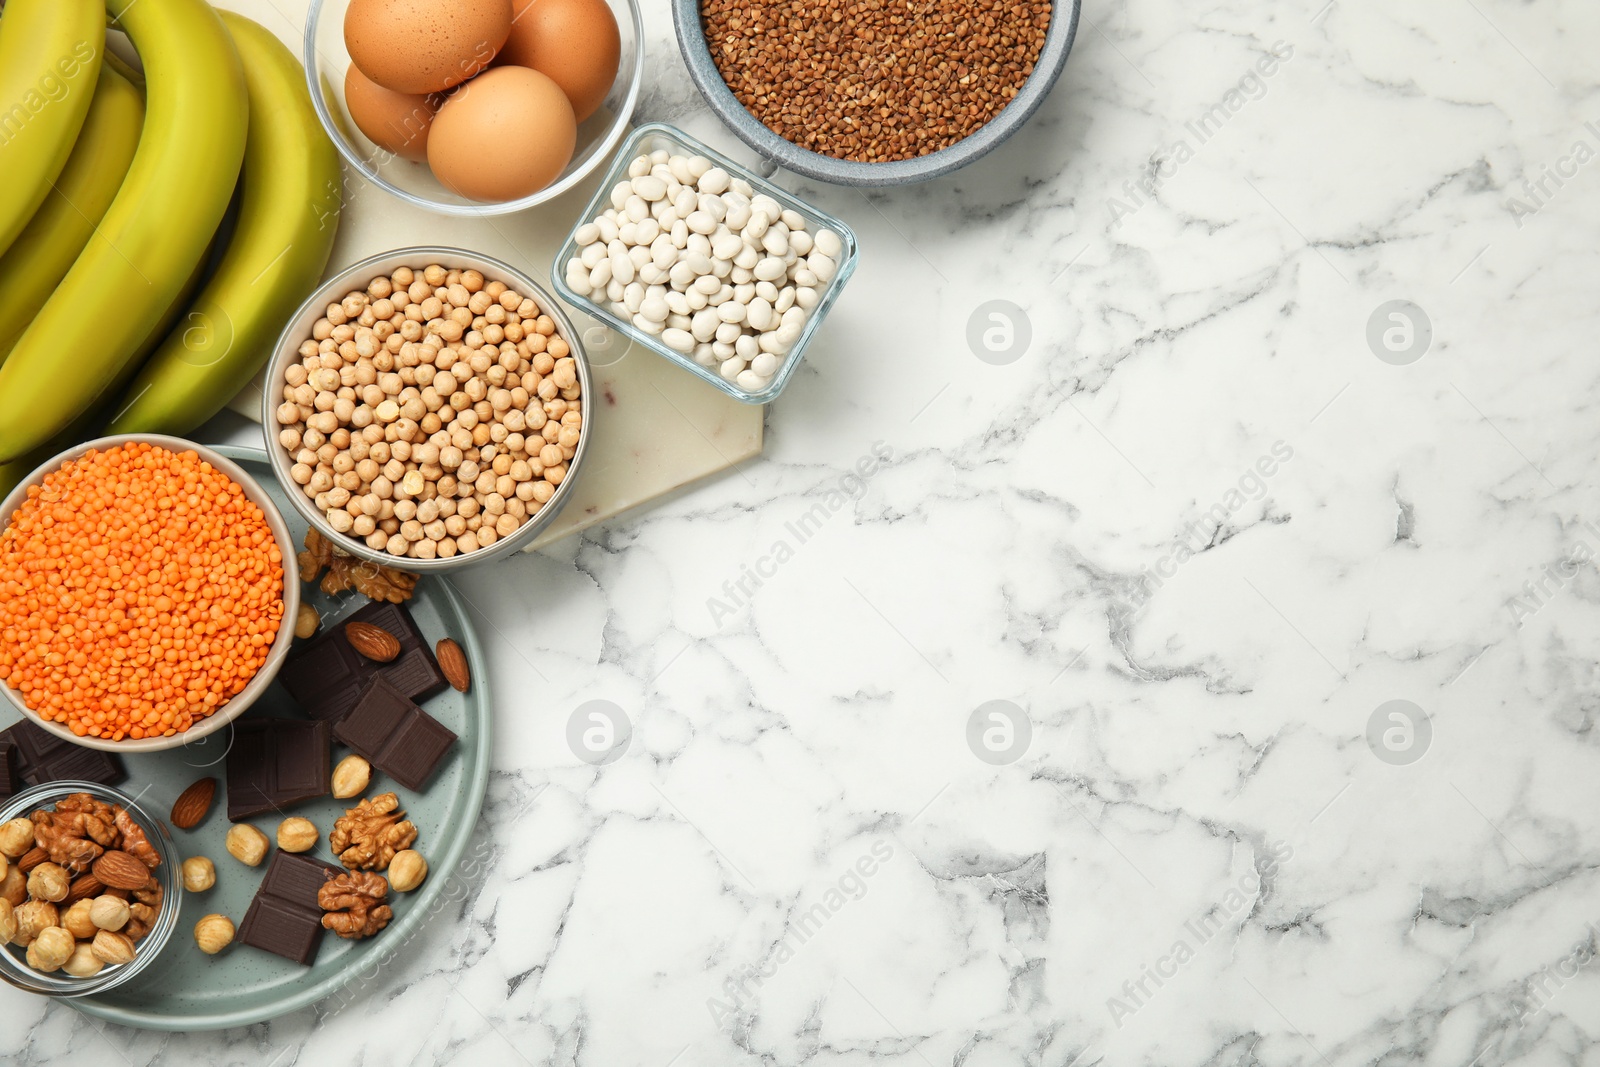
xmin=0 ymin=818 xmax=33 ymax=857
xmin=193 ymin=913 xmax=236 ymax=955
xmin=295 ymin=602 xmax=321 ymax=639
xmin=90 ymin=929 xmax=137 ymax=966
xmin=12 ymin=899 xmax=57 ymax=946
xmin=0 ymin=867 xmax=22 ymax=906
xmin=27 ymin=861 xmax=69 ymax=903
xmin=0 ymin=898 xmax=14 ymax=943
xmin=331 ymin=754 xmax=372 ymax=800
xmin=25 ymin=926 xmax=74 ymax=972
xmin=277 ymin=817 xmax=319 ymax=854
xmin=181 ymin=856 xmax=216 ymax=893
xmin=388 ymin=850 xmax=427 ymax=893
xmin=89 ymin=894 xmax=130 ymax=932
xmin=62 ymin=898 xmax=97 ymax=939
xmin=226 ymin=824 xmax=270 ymax=867
xmin=62 ymin=943 xmax=103 ymax=978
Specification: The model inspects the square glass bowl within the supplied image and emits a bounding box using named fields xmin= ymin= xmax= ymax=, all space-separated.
xmin=551 ymin=123 xmax=859 ymax=405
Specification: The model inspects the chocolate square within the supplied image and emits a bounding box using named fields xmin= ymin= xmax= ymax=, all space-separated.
xmin=278 ymin=601 xmax=446 ymax=723
xmin=334 ymin=676 xmax=457 ymax=791
xmin=0 ymin=718 xmax=125 ymax=796
xmin=238 ymin=850 xmax=343 ymax=966
xmin=225 ymin=718 xmax=330 ymax=821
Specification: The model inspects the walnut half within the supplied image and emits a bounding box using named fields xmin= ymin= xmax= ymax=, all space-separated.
xmin=329 ymin=793 xmax=416 ymax=872
xmin=319 ymin=871 xmax=392 ymax=939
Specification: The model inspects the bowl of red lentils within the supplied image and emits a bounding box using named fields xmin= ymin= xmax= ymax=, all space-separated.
xmin=675 ymin=0 xmax=1080 ymax=185
xmin=0 ymin=436 xmax=297 ymax=752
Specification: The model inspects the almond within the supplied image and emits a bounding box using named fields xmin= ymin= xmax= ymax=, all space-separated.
xmin=93 ymin=850 xmax=153 ymax=890
xmin=17 ymin=846 xmax=46 ymax=873
xmin=170 ymin=777 xmax=216 ymax=830
xmin=436 ymin=638 xmax=470 ymax=693
xmin=345 ymin=621 xmax=400 ymax=663
xmin=65 ymin=874 xmax=104 ymax=905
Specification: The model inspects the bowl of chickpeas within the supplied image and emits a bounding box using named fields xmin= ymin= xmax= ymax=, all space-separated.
xmin=263 ymin=247 xmax=594 ymax=573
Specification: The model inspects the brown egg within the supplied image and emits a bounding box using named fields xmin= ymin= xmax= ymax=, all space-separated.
xmin=427 ymin=67 xmax=576 ymax=202
xmin=498 ymin=0 xmax=620 ymax=122
xmin=344 ymin=63 xmax=438 ymax=161
xmin=345 ymin=0 xmax=512 ymax=95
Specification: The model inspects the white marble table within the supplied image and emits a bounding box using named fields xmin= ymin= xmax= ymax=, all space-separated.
xmin=8 ymin=0 xmax=1600 ymax=1063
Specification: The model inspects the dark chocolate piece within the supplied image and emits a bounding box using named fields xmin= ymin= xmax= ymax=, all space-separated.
xmin=0 ymin=741 xmax=20 ymax=797
xmin=334 ymin=675 xmax=457 ymax=791
xmin=238 ymin=850 xmax=343 ymax=966
xmin=278 ymin=601 xmax=447 ymax=723
xmin=0 ymin=718 xmax=126 ymax=796
xmin=225 ymin=718 xmax=330 ymax=821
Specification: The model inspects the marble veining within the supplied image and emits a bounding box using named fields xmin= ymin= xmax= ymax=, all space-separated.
xmin=3 ymin=0 xmax=1599 ymax=1063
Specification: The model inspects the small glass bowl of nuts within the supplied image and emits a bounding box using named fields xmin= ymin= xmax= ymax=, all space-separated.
xmin=263 ymin=247 xmax=594 ymax=572
xmin=0 ymin=782 xmax=180 ymax=997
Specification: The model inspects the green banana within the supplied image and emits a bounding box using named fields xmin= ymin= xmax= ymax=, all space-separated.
xmin=0 ymin=242 xmax=211 ymax=500
xmin=0 ymin=0 xmax=105 ymax=259
xmin=0 ymin=0 xmax=246 ymax=463
xmin=0 ymin=61 xmax=142 ymax=370
xmin=110 ymin=10 xmax=342 ymax=437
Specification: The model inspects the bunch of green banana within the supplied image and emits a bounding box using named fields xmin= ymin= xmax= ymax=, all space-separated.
xmin=0 ymin=0 xmax=342 ymax=469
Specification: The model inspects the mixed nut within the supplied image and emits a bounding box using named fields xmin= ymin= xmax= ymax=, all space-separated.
xmin=1 ymin=794 xmax=163 ymax=978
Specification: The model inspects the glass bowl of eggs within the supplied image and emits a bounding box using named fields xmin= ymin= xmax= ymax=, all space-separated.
xmin=303 ymin=0 xmax=644 ymax=215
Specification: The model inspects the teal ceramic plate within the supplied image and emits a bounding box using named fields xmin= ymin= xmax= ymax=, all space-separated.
xmin=0 ymin=446 xmax=493 ymax=1030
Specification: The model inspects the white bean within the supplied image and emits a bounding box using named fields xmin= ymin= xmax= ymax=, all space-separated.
xmin=735 ymin=334 xmax=759 ymax=359
xmin=712 ymin=232 xmax=743 ymax=260
xmin=796 ymin=286 xmax=820 ymax=309
xmin=693 ymin=343 xmax=718 ymax=367
xmin=640 ymin=296 xmax=669 ymax=323
xmin=746 ymin=297 xmax=773 ymax=331
xmin=790 ymin=230 xmax=814 ymax=256
xmin=717 ymin=301 xmax=746 ymax=324
xmin=633 ymin=175 xmax=667 ymax=201
xmin=725 ymin=202 xmax=752 ymax=230
xmin=715 ymin=321 xmax=742 ymax=343
xmin=751 ymin=352 xmax=780 ymax=377
xmin=719 ymin=356 xmax=745 ymax=380
xmin=575 ymin=223 xmax=600 ymax=245
xmin=690 ymin=308 xmax=720 ymax=341
xmin=632 ymin=313 xmax=665 ymax=335
xmin=610 ymin=252 xmax=635 ymax=285
xmin=814 ymin=229 xmax=842 ymax=257
xmin=597 ymin=215 xmax=619 ymax=242
xmin=773 ymin=288 xmax=796 ymax=314
xmin=808 ymin=252 xmax=837 ymax=282
xmin=581 ymin=243 xmax=606 ymax=269
xmin=627 ymin=156 xmax=650 ymax=178
xmin=661 ymin=328 xmax=695 ymax=353
xmin=699 ymin=167 xmax=731 ymax=194
xmin=780 ymin=209 xmax=805 ymax=230
xmin=754 ymin=257 xmax=787 ymax=282
xmin=693 ymin=274 xmax=721 ymax=296
xmin=736 ymin=369 xmax=767 ymax=392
